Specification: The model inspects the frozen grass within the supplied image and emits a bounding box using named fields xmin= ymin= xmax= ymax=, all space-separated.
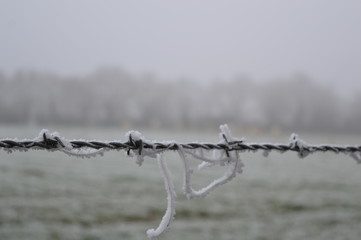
xmin=0 ymin=125 xmax=361 ymax=240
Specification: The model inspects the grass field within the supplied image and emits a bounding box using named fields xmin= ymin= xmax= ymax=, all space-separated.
xmin=1 ymin=125 xmax=361 ymax=240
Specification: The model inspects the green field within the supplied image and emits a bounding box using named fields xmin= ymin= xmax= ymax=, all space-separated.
xmin=1 ymin=125 xmax=361 ymax=240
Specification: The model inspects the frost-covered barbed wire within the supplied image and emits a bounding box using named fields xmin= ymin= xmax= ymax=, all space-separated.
xmin=1 ymin=125 xmax=361 ymax=238
xmin=1 ymin=127 xmax=361 ymax=161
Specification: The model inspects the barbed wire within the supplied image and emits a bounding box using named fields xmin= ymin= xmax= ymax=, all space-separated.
xmin=0 ymin=130 xmax=360 ymax=156
xmin=0 ymin=129 xmax=361 ymax=163
xmin=1 ymin=129 xmax=361 ymax=160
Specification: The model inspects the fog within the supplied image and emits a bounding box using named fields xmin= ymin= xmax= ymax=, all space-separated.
xmin=0 ymin=1 xmax=360 ymax=133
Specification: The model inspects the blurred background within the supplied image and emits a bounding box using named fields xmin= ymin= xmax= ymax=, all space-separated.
xmin=1 ymin=1 xmax=361 ymax=239
xmin=0 ymin=0 xmax=360 ymax=134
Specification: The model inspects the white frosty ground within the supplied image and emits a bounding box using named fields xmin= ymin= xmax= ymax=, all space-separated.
xmin=0 ymin=125 xmax=361 ymax=240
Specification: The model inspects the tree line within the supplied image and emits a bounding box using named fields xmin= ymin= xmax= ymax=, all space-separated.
xmin=0 ymin=68 xmax=360 ymax=133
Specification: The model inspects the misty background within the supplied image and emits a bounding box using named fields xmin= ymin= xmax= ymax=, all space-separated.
xmin=0 ymin=0 xmax=360 ymax=133
xmin=0 ymin=69 xmax=361 ymax=134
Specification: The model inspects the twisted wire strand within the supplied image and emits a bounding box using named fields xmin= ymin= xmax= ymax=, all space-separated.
xmin=0 ymin=131 xmax=360 ymax=156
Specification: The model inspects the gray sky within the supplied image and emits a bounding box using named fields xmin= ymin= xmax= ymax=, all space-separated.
xmin=1 ymin=0 xmax=360 ymax=89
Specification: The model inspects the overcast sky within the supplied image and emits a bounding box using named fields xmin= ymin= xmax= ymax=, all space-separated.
xmin=0 ymin=0 xmax=360 ymax=89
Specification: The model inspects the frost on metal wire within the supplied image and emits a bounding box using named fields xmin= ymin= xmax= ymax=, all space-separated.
xmin=1 ymin=125 xmax=361 ymax=239
xmin=128 ymin=124 xmax=244 ymax=238
xmin=177 ymin=125 xmax=244 ymax=200
xmin=146 ymin=153 xmax=176 ymax=238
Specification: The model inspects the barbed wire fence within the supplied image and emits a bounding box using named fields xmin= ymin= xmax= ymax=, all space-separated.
xmin=1 ymin=124 xmax=361 ymax=238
